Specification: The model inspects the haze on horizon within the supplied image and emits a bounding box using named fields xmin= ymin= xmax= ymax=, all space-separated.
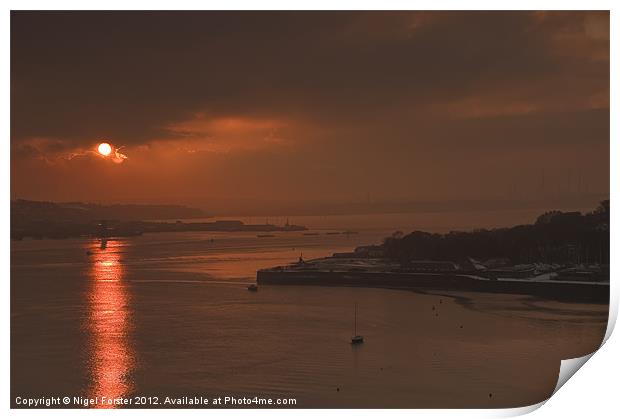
xmin=11 ymin=11 xmax=609 ymax=217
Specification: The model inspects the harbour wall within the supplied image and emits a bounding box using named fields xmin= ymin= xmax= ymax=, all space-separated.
xmin=256 ymin=270 xmax=609 ymax=303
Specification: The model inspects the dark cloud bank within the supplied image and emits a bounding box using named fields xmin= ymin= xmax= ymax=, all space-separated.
xmin=11 ymin=11 xmax=609 ymax=217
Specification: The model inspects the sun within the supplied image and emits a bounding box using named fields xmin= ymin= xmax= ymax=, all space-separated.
xmin=98 ymin=142 xmax=112 ymax=156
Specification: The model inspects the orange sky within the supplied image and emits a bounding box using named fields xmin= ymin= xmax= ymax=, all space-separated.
xmin=11 ymin=11 xmax=609 ymax=216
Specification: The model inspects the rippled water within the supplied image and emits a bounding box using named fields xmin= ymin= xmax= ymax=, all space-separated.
xmin=11 ymin=229 xmax=608 ymax=408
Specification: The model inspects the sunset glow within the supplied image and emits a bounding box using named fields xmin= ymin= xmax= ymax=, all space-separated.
xmin=98 ymin=142 xmax=112 ymax=156
xmin=87 ymin=241 xmax=134 ymax=408
xmin=11 ymin=12 xmax=609 ymax=212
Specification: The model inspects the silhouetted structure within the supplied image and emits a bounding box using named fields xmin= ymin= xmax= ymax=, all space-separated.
xmin=383 ymin=201 xmax=609 ymax=266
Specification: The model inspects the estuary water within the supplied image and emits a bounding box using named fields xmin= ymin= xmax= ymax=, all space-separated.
xmin=11 ymin=227 xmax=608 ymax=408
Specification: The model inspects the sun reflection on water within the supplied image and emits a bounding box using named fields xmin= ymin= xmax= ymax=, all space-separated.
xmin=86 ymin=239 xmax=134 ymax=408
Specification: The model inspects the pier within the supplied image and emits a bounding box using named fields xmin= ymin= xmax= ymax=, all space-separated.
xmin=257 ymin=258 xmax=609 ymax=303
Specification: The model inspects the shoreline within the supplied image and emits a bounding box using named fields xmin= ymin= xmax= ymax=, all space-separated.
xmin=256 ymin=269 xmax=609 ymax=304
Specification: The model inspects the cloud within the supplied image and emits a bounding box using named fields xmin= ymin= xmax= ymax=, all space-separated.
xmin=154 ymin=113 xmax=294 ymax=153
xmin=111 ymin=147 xmax=128 ymax=164
xmin=10 ymin=11 xmax=609 ymax=208
xmin=12 ymin=137 xmax=130 ymax=166
xmin=9 ymin=11 xmax=608 ymax=148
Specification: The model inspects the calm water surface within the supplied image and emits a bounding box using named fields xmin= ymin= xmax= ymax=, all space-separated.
xmin=11 ymin=228 xmax=607 ymax=408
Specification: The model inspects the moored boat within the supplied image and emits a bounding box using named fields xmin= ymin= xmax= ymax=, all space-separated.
xmin=351 ymin=302 xmax=364 ymax=345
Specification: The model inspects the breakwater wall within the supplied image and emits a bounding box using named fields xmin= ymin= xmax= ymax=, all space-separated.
xmin=256 ymin=270 xmax=609 ymax=303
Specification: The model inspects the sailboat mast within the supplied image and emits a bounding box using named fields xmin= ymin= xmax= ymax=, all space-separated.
xmin=354 ymin=302 xmax=357 ymax=335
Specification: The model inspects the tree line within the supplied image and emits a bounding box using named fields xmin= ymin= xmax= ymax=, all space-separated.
xmin=382 ymin=200 xmax=609 ymax=266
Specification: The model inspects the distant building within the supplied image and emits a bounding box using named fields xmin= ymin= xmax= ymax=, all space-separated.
xmin=406 ymin=260 xmax=458 ymax=272
xmin=354 ymin=245 xmax=385 ymax=258
xmin=486 ymin=264 xmax=536 ymax=279
xmin=332 ymin=245 xmax=385 ymax=259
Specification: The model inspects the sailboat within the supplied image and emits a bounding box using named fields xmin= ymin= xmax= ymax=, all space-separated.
xmin=351 ymin=302 xmax=364 ymax=344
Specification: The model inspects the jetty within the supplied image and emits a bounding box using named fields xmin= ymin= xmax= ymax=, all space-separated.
xmin=257 ymin=256 xmax=609 ymax=303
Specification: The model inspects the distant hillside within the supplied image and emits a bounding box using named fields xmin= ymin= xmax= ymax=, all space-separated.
xmin=382 ymin=200 xmax=610 ymax=266
xmin=11 ymin=199 xmax=207 ymax=223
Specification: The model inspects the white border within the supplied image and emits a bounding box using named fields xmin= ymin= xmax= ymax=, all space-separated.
xmin=2 ymin=2 xmax=617 ymax=419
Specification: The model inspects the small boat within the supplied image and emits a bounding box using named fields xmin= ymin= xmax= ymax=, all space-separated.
xmin=326 ymin=232 xmax=341 ymax=235
xmin=257 ymin=234 xmax=275 ymax=238
xmin=351 ymin=335 xmax=364 ymax=344
xmin=351 ymin=302 xmax=364 ymax=345
xmin=303 ymin=232 xmax=319 ymax=236
xmin=247 ymin=284 xmax=258 ymax=291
